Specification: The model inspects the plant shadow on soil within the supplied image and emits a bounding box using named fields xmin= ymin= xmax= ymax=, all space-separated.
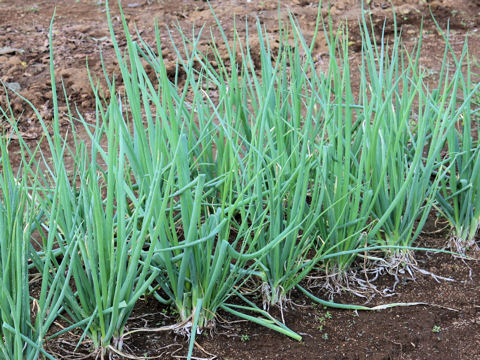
xmin=1 ymin=0 xmax=480 ymax=359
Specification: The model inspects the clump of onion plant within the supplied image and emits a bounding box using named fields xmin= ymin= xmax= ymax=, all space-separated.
xmin=433 ymin=23 xmax=480 ymax=254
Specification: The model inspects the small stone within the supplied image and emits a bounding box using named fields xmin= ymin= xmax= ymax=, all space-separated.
xmin=6 ymin=82 xmax=21 ymax=92
xmin=0 ymin=47 xmax=24 ymax=55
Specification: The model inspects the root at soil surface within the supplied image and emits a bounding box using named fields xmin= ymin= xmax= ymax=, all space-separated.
xmin=307 ymin=249 xmax=456 ymax=303
xmin=447 ymin=231 xmax=480 ymax=256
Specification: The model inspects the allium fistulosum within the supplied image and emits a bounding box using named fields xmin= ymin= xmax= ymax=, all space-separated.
xmin=432 ymin=23 xmax=480 ymax=253
xmin=0 ymin=2 xmax=477 ymax=359
xmin=0 ymin=134 xmax=75 ymax=360
xmin=22 ymin=12 xmax=166 ymax=353
xmin=101 ymin=2 xmax=302 ymax=354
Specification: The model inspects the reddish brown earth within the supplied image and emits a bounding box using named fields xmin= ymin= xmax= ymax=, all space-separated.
xmin=1 ymin=0 xmax=480 ymax=359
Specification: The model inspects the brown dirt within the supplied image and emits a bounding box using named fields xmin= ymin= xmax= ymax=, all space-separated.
xmin=1 ymin=0 xmax=480 ymax=359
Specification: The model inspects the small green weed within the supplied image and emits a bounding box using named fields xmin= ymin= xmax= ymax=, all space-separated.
xmin=240 ymin=334 xmax=250 ymax=342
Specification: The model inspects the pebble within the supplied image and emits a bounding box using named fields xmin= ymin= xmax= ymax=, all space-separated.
xmin=6 ymin=82 xmax=21 ymax=92
xmin=0 ymin=47 xmax=24 ymax=55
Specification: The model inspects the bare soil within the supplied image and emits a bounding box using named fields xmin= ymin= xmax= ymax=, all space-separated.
xmin=1 ymin=0 xmax=480 ymax=359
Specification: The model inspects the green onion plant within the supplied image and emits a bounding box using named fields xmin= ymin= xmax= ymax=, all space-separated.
xmin=0 ymin=2 xmax=477 ymax=359
xmin=0 ymin=135 xmax=74 ymax=360
xmin=432 ymin=24 xmax=480 ymax=253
